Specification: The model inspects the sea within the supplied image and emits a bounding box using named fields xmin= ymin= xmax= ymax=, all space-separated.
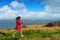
xmin=0 ymin=19 xmax=59 ymax=29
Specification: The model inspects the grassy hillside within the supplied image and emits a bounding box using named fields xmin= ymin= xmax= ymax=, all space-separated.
xmin=0 ymin=24 xmax=60 ymax=40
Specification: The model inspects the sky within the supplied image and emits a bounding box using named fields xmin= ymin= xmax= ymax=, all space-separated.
xmin=0 ymin=0 xmax=60 ymax=20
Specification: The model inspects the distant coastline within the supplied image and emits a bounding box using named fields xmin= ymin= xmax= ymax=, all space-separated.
xmin=0 ymin=19 xmax=60 ymax=29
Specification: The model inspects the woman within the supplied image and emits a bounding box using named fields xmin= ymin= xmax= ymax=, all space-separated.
xmin=12 ymin=16 xmax=24 ymax=37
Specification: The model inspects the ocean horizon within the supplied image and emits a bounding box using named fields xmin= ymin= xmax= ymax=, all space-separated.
xmin=0 ymin=19 xmax=59 ymax=29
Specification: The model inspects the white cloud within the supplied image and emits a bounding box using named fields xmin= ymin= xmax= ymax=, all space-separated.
xmin=46 ymin=0 xmax=60 ymax=6
xmin=45 ymin=0 xmax=60 ymax=13
xmin=41 ymin=0 xmax=60 ymax=19
xmin=10 ymin=1 xmax=28 ymax=15
xmin=0 ymin=1 xmax=47 ymax=19
xmin=10 ymin=1 xmax=25 ymax=9
xmin=0 ymin=0 xmax=60 ymax=20
xmin=0 ymin=1 xmax=27 ymax=19
xmin=45 ymin=5 xmax=60 ymax=13
xmin=0 ymin=5 xmax=17 ymax=19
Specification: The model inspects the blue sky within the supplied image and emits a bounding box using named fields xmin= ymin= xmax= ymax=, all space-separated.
xmin=0 ymin=0 xmax=60 ymax=19
xmin=0 ymin=0 xmax=45 ymax=11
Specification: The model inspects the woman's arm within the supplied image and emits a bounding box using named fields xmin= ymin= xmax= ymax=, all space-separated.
xmin=20 ymin=21 xmax=24 ymax=24
xmin=18 ymin=20 xmax=24 ymax=25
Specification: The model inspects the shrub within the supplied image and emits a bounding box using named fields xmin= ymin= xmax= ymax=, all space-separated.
xmin=45 ymin=22 xmax=54 ymax=27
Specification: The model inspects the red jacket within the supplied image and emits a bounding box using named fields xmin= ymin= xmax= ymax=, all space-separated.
xmin=16 ymin=19 xmax=23 ymax=30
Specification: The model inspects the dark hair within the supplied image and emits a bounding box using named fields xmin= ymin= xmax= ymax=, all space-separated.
xmin=16 ymin=16 xmax=21 ymax=20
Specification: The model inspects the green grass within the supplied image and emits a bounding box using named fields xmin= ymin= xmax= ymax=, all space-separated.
xmin=0 ymin=30 xmax=60 ymax=40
